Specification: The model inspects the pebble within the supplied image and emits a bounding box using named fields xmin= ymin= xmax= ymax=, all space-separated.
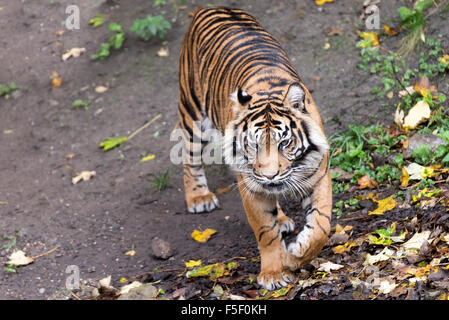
xmin=151 ymin=237 xmax=173 ymax=260
xmin=404 ymin=133 xmax=447 ymax=158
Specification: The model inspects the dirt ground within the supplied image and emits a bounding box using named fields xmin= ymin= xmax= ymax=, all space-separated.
xmin=0 ymin=0 xmax=448 ymax=300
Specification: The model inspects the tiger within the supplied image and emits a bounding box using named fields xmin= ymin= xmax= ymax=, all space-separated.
xmin=178 ymin=7 xmax=332 ymax=290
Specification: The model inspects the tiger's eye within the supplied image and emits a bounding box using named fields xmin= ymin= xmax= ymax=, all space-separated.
xmin=279 ymin=139 xmax=291 ymax=149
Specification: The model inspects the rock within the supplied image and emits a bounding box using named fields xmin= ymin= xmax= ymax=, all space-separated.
xmin=327 ymin=233 xmax=349 ymax=246
xmin=151 ymin=237 xmax=173 ymax=260
xmin=330 ymin=167 xmax=354 ymax=181
xmin=117 ymin=283 xmax=158 ymax=300
xmin=404 ymin=134 xmax=447 ymax=159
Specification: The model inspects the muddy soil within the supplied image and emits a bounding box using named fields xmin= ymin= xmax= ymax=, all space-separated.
xmin=0 ymin=0 xmax=448 ymax=299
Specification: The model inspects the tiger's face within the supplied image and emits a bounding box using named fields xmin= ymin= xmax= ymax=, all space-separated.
xmin=224 ymin=83 xmax=329 ymax=197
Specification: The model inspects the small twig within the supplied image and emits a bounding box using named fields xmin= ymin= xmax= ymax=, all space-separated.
xmin=71 ymin=292 xmax=82 ymax=300
xmin=127 ymin=113 xmax=162 ymax=141
xmin=31 ymin=245 xmax=59 ymax=260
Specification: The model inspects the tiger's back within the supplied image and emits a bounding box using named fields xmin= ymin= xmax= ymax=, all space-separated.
xmin=178 ymin=7 xmax=332 ymax=290
xmin=180 ymin=7 xmax=302 ymax=130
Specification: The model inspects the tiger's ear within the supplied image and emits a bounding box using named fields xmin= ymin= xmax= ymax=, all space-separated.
xmin=284 ymin=83 xmax=305 ymax=111
xmin=231 ymin=87 xmax=252 ymax=107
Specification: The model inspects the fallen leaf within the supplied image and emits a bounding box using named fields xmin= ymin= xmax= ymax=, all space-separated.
xmin=157 ymin=47 xmax=169 ymax=57
xmin=335 ymin=224 xmax=353 ymax=234
xmin=99 ymin=275 xmax=112 ymax=289
xmin=439 ymin=55 xmax=449 ymax=68
xmin=405 ymin=163 xmax=424 ymax=180
xmin=7 ymin=250 xmax=34 ymax=266
xmin=383 ymin=25 xmax=399 ymax=36
xmin=323 ymin=27 xmax=344 ymax=36
xmin=398 ymin=86 xmax=416 ymax=98
xmin=140 ymin=154 xmax=156 ymax=162
xmin=413 ymin=76 xmax=438 ymax=99
xmin=378 ymin=278 xmax=397 ymax=294
xmin=62 ymin=47 xmax=86 ymax=61
xmin=386 ymin=91 xmax=394 ymax=99
xmin=185 ymin=260 xmax=202 ymax=268
xmin=332 ymin=241 xmax=356 ymax=254
xmin=358 ymin=175 xmax=378 ymax=189
xmin=119 ymin=281 xmax=142 ymax=295
xmin=359 ymin=31 xmax=379 ymax=48
xmin=186 ymin=262 xmax=238 ymax=280
xmin=369 ymin=195 xmax=396 ymax=215
xmin=403 ymin=100 xmax=431 ymax=130
xmin=72 ymin=170 xmax=96 ymax=184
xmin=215 ymin=184 xmax=234 ymax=195
xmin=315 ymin=0 xmax=334 ymax=5
xmin=95 ymin=85 xmax=108 ymax=93
xmin=394 ymin=104 xmax=405 ymax=129
xmin=50 ymin=71 xmax=62 ymax=88
xmin=65 ymin=153 xmax=75 ymax=160
xmin=400 ymin=167 xmax=410 ymax=187
xmin=318 ymin=261 xmax=344 ymax=273
xmin=191 ymin=228 xmax=217 ymax=243
xmin=89 ymin=14 xmax=108 ymax=28
xmin=364 ymin=247 xmax=396 ymax=265
xmin=403 ymin=231 xmax=431 ymax=254
xmin=55 ymin=30 xmax=65 ymax=36
xmin=125 ymin=250 xmax=136 ymax=256
xmin=99 ymin=136 xmax=127 ymax=151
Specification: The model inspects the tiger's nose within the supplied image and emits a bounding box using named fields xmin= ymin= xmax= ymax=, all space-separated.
xmin=262 ymin=171 xmax=279 ymax=180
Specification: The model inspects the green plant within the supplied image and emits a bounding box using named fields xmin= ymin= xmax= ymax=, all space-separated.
xmin=91 ymin=23 xmax=125 ymax=60
xmin=397 ymin=0 xmax=433 ymax=56
xmin=72 ymin=99 xmax=90 ymax=110
xmin=152 ymin=170 xmax=169 ymax=192
xmin=130 ymin=15 xmax=171 ymax=41
xmin=0 ymin=82 xmax=19 ymax=99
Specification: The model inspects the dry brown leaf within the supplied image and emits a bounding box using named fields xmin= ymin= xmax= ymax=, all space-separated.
xmin=358 ymin=175 xmax=378 ymax=189
xmin=323 ymin=27 xmax=344 ymax=36
xmin=95 ymin=85 xmax=108 ymax=93
xmin=72 ymin=170 xmax=96 ymax=184
xmin=50 ymin=72 xmax=62 ymax=89
xmin=157 ymin=47 xmax=169 ymax=57
xmin=403 ymin=100 xmax=431 ymax=130
xmin=7 ymin=250 xmax=34 ymax=266
xmin=394 ymin=105 xmax=404 ymax=129
xmin=413 ymin=76 xmax=438 ymax=98
xmin=62 ymin=47 xmax=86 ymax=61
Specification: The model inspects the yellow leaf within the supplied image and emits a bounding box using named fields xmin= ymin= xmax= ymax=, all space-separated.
xmin=50 ymin=71 xmax=62 ymax=88
xmin=140 ymin=154 xmax=156 ymax=162
xmin=369 ymin=195 xmax=396 ymax=215
xmin=332 ymin=245 xmax=346 ymax=254
xmin=315 ymin=0 xmax=334 ymax=5
xmin=383 ymin=25 xmax=399 ymax=36
xmin=360 ymin=31 xmax=379 ymax=47
xmin=119 ymin=277 xmax=128 ymax=283
xmin=413 ymin=76 xmax=438 ymax=98
xmin=400 ymin=167 xmax=409 ymax=187
xmin=185 ymin=260 xmax=202 ymax=268
xmin=191 ymin=228 xmax=217 ymax=243
xmin=335 ymin=224 xmax=353 ymax=234
xmin=125 ymin=250 xmax=136 ymax=256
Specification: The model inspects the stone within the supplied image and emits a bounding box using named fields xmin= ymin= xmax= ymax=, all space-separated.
xmin=151 ymin=237 xmax=173 ymax=260
xmin=117 ymin=283 xmax=158 ymax=300
xmin=404 ymin=133 xmax=447 ymax=158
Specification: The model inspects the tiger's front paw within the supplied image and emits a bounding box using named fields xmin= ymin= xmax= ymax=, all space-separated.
xmin=257 ymin=268 xmax=296 ymax=291
xmin=186 ymin=192 xmax=219 ymax=213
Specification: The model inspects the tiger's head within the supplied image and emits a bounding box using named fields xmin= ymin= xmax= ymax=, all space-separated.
xmin=223 ymin=83 xmax=329 ymax=197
